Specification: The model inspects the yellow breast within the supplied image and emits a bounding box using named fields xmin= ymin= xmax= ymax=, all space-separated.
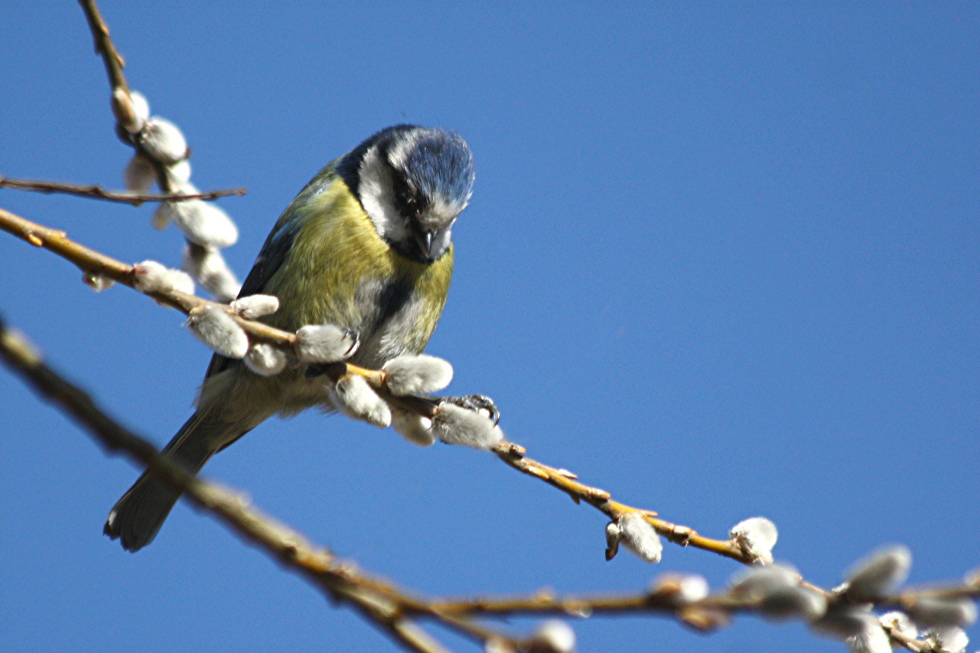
xmin=263 ymin=175 xmax=454 ymax=361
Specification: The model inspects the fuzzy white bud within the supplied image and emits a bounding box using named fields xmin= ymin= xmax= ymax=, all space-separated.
xmin=614 ymin=512 xmax=662 ymax=564
xmin=187 ymin=200 xmax=238 ymax=248
xmin=151 ymin=201 xmax=172 ymax=230
xmin=812 ymin=607 xmax=880 ymax=640
xmin=132 ymin=260 xmax=195 ymax=296
xmin=529 ymin=619 xmax=575 ymax=653
xmin=925 ymin=626 xmax=969 ymax=653
xmin=729 ymin=564 xmax=799 ymax=600
xmin=845 ymin=620 xmax=892 ymax=653
xmin=672 ymin=574 xmax=710 ymax=603
xmin=604 ymin=521 xmax=621 ymax=560
xmin=157 ymin=187 xmax=238 ymax=248
xmin=231 ymin=294 xmax=280 ymax=319
xmin=648 ymin=573 xmax=710 ymax=605
xmin=430 ymin=402 xmax=502 ymax=449
xmin=484 ymin=638 xmax=514 ymax=653
xmin=165 ymin=159 xmax=192 ymax=186
xmin=390 ymin=408 xmax=435 ymax=446
xmin=182 ymin=245 xmax=241 ymax=302
xmin=112 ymin=88 xmax=145 ymax=134
xmin=907 ymin=598 xmax=977 ymax=628
xmin=185 ymin=305 xmax=249 ymax=359
xmin=138 ymin=116 xmax=188 ymax=164
xmin=82 ymin=271 xmax=115 ymax=292
xmin=382 ymin=354 xmax=453 ymax=396
xmin=295 ymin=324 xmax=359 ymax=363
xmin=964 ymin=567 xmax=980 ymax=587
xmin=845 ymin=545 xmax=912 ymax=602
xmin=759 ymin=586 xmax=827 ymax=622
xmin=729 ymin=516 xmax=778 ymax=564
xmin=123 ymin=154 xmax=156 ymax=194
xmin=243 ymin=343 xmax=287 ymax=377
xmin=129 ymin=91 xmax=150 ymax=126
xmin=331 ymin=374 xmax=391 ymax=427
xmin=879 ymin=611 xmax=917 ymax=640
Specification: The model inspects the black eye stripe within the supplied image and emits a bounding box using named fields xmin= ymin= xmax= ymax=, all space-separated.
xmin=336 ymin=125 xmax=473 ymax=219
xmin=388 ymin=163 xmax=428 ymax=219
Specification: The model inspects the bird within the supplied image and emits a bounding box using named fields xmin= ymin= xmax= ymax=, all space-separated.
xmin=105 ymin=125 xmax=475 ymax=551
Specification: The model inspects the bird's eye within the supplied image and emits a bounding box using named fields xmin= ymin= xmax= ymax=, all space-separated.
xmin=391 ymin=173 xmax=424 ymax=218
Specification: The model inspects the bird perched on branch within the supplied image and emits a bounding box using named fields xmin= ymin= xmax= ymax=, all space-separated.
xmin=105 ymin=125 xmax=475 ymax=551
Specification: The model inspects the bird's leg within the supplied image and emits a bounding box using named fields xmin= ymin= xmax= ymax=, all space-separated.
xmin=442 ymin=394 xmax=500 ymax=425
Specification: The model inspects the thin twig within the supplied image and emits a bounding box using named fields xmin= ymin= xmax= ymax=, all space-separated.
xmin=0 ymin=207 xmax=289 ymax=346
xmin=0 ymin=313 xmax=480 ymax=653
xmin=65 ymin=0 xmax=814 ymax=569
xmin=77 ymin=0 xmax=245 ymax=309
xmin=0 ymin=208 xmax=914 ymax=598
xmin=3 ymin=236 xmax=974 ymax=651
xmin=78 ymin=0 xmax=180 ymax=197
xmin=0 ymin=176 xmax=245 ymax=205
xmin=0 ymin=206 xmax=836 ymax=572
xmin=50 ymin=3 xmax=978 ymax=651
xmin=78 ymin=0 xmax=128 ymax=95
xmin=885 ymin=623 xmax=930 ymax=653
xmin=0 ymin=313 xmax=839 ymax=651
xmin=490 ymin=441 xmax=752 ymax=563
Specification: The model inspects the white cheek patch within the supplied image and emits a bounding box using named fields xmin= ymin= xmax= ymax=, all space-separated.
xmin=358 ymin=145 xmax=410 ymax=243
xmin=386 ymin=131 xmax=420 ymax=172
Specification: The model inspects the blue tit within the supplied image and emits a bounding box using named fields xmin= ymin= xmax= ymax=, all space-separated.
xmin=105 ymin=125 xmax=475 ymax=551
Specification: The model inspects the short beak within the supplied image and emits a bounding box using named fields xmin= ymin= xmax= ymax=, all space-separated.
xmin=415 ymin=230 xmax=436 ymax=258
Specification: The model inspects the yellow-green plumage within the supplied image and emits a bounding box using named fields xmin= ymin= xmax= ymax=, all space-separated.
xmin=105 ymin=125 xmax=473 ymax=552
xmin=264 ymin=170 xmax=453 ymax=354
xmin=198 ymin=168 xmax=454 ymax=416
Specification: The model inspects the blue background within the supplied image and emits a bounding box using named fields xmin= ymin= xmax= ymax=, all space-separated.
xmin=1 ymin=3 xmax=978 ymax=652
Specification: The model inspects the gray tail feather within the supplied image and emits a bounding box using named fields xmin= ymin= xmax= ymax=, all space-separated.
xmin=104 ymin=410 xmax=239 ymax=552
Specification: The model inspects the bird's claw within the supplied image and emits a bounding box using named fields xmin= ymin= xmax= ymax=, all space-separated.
xmin=444 ymin=393 xmax=500 ymax=425
xmin=342 ymin=329 xmax=360 ymax=358
xmin=303 ymin=328 xmax=360 ymax=379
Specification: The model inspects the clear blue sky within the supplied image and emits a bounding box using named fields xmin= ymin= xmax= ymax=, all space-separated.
xmin=1 ymin=3 xmax=978 ymax=652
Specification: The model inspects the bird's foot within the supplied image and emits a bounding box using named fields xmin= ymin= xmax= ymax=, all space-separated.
xmin=442 ymin=393 xmax=500 ymax=425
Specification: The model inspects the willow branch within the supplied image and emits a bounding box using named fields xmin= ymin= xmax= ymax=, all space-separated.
xmin=885 ymin=624 xmax=929 ymax=653
xmin=0 ymin=313 xmax=496 ymax=653
xmin=78 ymin=0 xmax=128 ymax=95
xmin=0 ymin=205 xmax=821 ymax=574
xmin=77 ymin=0 xmax=244 ymax=308
xmin=38 ymin=4 xmax=974 ymax=652
xmin=493 ymin=441 xmax=755 ymax=563
xmin=330 ymin=365 xmax=770 ymax=565
xmin=427 ymin=591 xmax=741 ymax=620
xmin=4 ymin=208 xmax=976 ymax=652
xmin=0 ymin=176 xmax=245 ymax=205
xmin=0 ymin=311 xmax=662 ymax=651
xmin=426 ymin=583 xmax=980 ymax=619
xmin=5 ymin=310 xmax=795 ymax=649
xmin=78 ymin=0 xmax=183 ymax=199
xmin=0 ymin=207 xmax=286 ymax=346
xmin=4 ymin=309 xmax=970 ymax=653
xmin=66 ymin=0 xmax=806 ymax=569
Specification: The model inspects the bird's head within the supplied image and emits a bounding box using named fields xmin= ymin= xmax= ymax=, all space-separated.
xmin=338 ymin=125 xmax=475 ymax=262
